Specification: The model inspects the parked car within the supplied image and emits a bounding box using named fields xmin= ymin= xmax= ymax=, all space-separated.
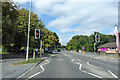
xmin=45 ymin=48 xmax=53 ymax=54
xmin=57 ymin=49 xmax=60 ymax=52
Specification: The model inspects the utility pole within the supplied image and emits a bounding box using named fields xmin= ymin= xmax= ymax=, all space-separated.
xmin=26 ymin=0 xmax=31 ymax=61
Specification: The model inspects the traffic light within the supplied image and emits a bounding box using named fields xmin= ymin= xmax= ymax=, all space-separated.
xmin=95 ymin=34 xmax=100 ymax=42
xmin=35 ymin=29 xmax=40 ymax=39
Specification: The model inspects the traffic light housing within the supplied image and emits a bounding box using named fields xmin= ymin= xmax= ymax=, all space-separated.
xmin=40 ymin=31 xmax=43 ymax=38
xmin=95 ymin=34 xmax=100 ymax=42
xmin=35 ymin=29 xmax=40 ymax=39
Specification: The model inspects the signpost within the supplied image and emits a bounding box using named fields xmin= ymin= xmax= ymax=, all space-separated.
xmin=82 ymin=46 xmax=85 ymax=51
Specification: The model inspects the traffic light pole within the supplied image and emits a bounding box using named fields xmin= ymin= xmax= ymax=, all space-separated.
xmin=40 ymin=39 xmax=42 ymax=59
xmin=94 ymin=43 xmax=96 ymax=53
xmin=26 ymin=0 xmax=31 ymax=61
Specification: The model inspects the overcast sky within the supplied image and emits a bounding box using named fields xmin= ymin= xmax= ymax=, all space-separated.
xmin=13 ymin=0 xmax=119 ymax=45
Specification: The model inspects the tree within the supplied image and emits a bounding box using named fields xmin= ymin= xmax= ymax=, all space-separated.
xmin=2 ymin=2 xmax=60 ymax=53
xmin=66 ymin=32 xmax=116 ymax=52
xmin=2 ymin=2 xmax=19 ymax=51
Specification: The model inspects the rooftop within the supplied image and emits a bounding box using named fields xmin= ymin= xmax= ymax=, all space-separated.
xmin=98 ymin=42 xmax=120 ymax=48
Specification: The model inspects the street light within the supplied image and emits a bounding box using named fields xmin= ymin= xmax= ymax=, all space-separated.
xmin=26 ymin=0 xmax=32 ymax=61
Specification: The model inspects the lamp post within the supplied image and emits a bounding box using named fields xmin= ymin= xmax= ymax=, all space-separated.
xmin=26 ymin=0 xmax=32 ymax=61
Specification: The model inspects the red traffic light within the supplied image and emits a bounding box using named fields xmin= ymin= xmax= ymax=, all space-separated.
xmin=36 ymin=33 xmax=38 ymax=35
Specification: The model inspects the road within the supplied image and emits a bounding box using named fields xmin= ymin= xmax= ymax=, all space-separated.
xmin=19 ymin=50 xmax=119 ymax=79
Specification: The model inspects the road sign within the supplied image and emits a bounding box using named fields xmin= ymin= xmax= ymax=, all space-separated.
xmin=35 ymin=49 xmax=38 ymax=52
xmin=82 ymin=46 xmax=85 ymax=51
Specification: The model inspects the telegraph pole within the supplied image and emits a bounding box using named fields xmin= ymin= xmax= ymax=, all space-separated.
xmin=26 ymin=0 xmax=31 ymax=61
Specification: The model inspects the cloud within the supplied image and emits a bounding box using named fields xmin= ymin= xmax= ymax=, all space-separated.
xmin=13 ymin=0 xmax=29 ymax=3
xmin=31 ymin=0 xmax=118 ymax=45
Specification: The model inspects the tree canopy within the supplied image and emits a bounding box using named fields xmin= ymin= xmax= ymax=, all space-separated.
xmin=66 ymin=32 xmax=118 ymax=52
xmin=2 ymin=2 xmax=60 ymax=53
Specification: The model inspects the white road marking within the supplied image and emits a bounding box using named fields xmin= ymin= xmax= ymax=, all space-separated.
xmin=71 ymin=59 xmax=75 ymax=62
xmin=18 ymin=64 xmax=37 ymax=78
xmin=87 ymin=61 xmax=89 ymax=65
xmin=79 ymin=64 xmax=82 ymax=70
xmin=63 ymin=53 xmax=67 ymax=56
xmin=71 ymin=59 xmax=103 ymax=78
xmin=77 ymin=59 xmax=81 ymax=61
xmin=107 ymin=70 xmax=118 ymax=78
xmin=28 ymin=60 xmax=49 ymax=79
xmin=83 ymin=70 xmax=103 ymax=78
xmin=87 ymin=61 xmax=104 ymax=69
xmin=63 ymin=53 xmax=71 ymax=57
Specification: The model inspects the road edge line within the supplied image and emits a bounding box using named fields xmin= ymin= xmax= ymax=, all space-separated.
xmin=17 ymin=59 xmax=45 ymax=78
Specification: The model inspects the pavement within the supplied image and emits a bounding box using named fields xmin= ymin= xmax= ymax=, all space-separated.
xmin=74 ymin=51 xmax=119 ymax=64
xmin=18 ymin=50 xmax=120 ymax=79
xmin=1 ymin=59 xmax=35 ymax=79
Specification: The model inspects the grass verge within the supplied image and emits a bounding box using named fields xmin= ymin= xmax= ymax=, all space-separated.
xmin=42 ymin=53 xmax=51 ymax=56
xmin=13 ymin=58 xmax=41 ymax=65
xmin=0 ymin=52 xmax=11 ymax=54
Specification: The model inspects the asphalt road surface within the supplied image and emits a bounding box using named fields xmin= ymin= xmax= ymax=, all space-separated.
xmin=20 ymin=50 xmax=119 ymax=79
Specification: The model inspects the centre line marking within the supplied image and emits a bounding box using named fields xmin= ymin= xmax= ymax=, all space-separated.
xmin=87 ymin=61 xmax=104 ymax=69
xmin=71 ymin=59 xmax=103 ymax=78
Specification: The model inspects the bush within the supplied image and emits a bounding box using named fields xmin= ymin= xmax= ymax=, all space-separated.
xmin=2 ymin=46 xmax=8 ymax=52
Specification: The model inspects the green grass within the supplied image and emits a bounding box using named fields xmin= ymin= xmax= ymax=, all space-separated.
xmin=13 ymin=58 xmax=41 ymax=65
xmin=43 ymin=53 xmax=51 ymax=56
xmin=0 ymin=52 xmax=11 ymax=54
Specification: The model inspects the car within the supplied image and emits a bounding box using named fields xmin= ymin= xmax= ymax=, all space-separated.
xmin=45 ymin=48 xmax=53 ymax=54
xmin=57 ymin=49 xmax=60 ymax=52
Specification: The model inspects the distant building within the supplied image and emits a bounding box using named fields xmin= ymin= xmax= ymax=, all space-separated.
xmin=98 ymin=42 xmax=120 ymax=53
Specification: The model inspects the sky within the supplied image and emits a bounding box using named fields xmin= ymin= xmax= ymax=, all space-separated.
xmin=13 ymin=0 xmax=120 ymax=45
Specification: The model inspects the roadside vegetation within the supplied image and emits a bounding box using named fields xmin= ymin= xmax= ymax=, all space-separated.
xmin=13 ymin=53 xmax=51 ymax=65
xmin=2 ymin=2 xmax=61 ymax=54
xmin=13 ymin=58 xmax=41 ymax=65
xmin=66 ymin=32 xmax=120 ymax=52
